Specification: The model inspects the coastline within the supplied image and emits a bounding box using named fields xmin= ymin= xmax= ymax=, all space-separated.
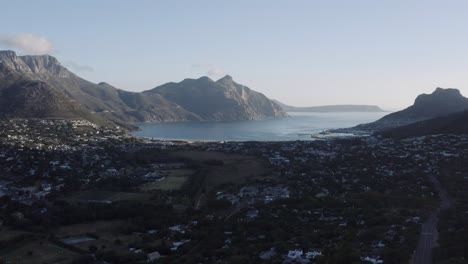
xmin=130 ymin=112 xmax=386 ymax=142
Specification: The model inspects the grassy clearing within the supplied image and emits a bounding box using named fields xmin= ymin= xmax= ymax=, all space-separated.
xmin=140 ymin=169 xmax=194 ymax=191
xmin=107 ymin=192 xmax=153 ymax=201
xmin=53 ymin=220 xmax=124 ymax=238
xmin=0 ymin=240 xmax=78 ymax=264
xmin=68 ymin=191 xmax=153 ymax=203
xmin=0 ymin=228 xmax=29 ymax=241
xmin=169 ymin=151 xmax=272 ymax=190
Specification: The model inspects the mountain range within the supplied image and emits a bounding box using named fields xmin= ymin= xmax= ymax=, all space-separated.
xmin=0 ymin=50 xmax=286 ymax=128
xmin=3 ymin=49 xmax=468 ymax=138
xmin=273 ymin=100 xmax=385 ymax=113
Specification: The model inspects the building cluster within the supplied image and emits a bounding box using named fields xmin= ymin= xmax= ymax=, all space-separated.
xmin=0 ymin=118 xmax=467 ymax=263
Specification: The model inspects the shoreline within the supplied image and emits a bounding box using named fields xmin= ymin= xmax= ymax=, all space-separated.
xmin=128 ymin=112 xmax=385 ymax=142
xmin=133 ymin=130 xmax=367 ymax=144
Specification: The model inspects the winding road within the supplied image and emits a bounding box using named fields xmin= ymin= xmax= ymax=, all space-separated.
xmin=413 ymin=175 xmax=451 ymax=264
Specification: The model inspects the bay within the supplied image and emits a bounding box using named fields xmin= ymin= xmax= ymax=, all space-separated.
xmin=131 ymin=112 xmax=388 ymax=141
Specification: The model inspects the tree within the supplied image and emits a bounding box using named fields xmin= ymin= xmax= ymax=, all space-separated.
xmin=89 ymin=245 xmax=98 ymax=253
xmin=329 ymin=242 xmax=360 ymax=264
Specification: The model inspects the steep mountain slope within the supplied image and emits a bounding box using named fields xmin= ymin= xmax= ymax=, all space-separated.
xmin=144 ymin=75 xmax=287 ymax=121
xmin=354 ymin=88 xmax=468 ymax=130
xmin=378 ymin=110 xmax=468 ymax=138
xmin=0 ymin=51 xmax=106 ymax=124
xmin=0 ymin=50 xmax=286 ymax=125
xmin=0 ymin=80 xmax=77 ymax=117
xmin=273 ymin=100 xmax=385 ymax=112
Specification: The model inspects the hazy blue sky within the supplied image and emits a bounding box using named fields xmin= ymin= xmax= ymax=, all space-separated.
xmin=1 ymin=0 xmax=468 ymax=109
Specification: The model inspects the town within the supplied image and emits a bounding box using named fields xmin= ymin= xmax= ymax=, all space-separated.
xmin=0 ymin=119 xmax=467 ymax=263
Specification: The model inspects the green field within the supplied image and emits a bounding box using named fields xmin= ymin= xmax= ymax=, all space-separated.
xmin=169 ymin=151 xmax=272 ymax=190
xmin=140 ymin=169 xmax=194 ymax=191
xmin=68 ymin=191 xmax=153 ymax=203
xmin=164 ymin=151 xmax=273 ymax=209
xmin=0 ymin=228 xmax=29 ymax=241
xmin=0 ymin=240 xmax=78 ymax=264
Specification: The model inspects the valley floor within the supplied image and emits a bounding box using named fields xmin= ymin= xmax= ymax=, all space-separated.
xmin=0 ymin=119 xmax=467 ymax=263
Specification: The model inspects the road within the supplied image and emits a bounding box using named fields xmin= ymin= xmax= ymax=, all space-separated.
xmin=413 ymin=175 xmax=451 ymax=264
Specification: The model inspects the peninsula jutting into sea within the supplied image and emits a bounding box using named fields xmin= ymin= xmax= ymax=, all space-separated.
xmin=1 ymin=1 xmax=468 ymax=263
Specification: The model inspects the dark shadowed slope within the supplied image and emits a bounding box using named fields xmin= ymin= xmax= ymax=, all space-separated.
xmin=354 ymin=88 xmax=468 ymax=131
xmin=377 ymin=110 xmax=468 ymax=138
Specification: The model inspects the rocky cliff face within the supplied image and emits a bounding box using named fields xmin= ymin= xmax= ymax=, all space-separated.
xmin=355 ymin=88 xmax=468 ymax=131
xmin=0 ymin=50 xmax=286 ymax=127
xmin=0 ymin=51 xmax=70 ymax=78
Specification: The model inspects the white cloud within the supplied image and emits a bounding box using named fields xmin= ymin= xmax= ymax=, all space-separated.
xmin=0 ymin=33 xmax=53 ymax=55
xmin=191 ymin=63 xmax=226 ymax=78
xmin=206 ymin=67 xmax=225 ymax=77
xmin=64 ymin=60 xmax=94 ymax=72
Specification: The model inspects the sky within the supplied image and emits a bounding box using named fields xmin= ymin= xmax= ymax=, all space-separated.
xmin=1 ymin=0 xmax=468 ymax=110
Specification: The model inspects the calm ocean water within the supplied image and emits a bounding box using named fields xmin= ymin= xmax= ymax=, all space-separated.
xmin=131 ymin=112 xmax=388 ymax=141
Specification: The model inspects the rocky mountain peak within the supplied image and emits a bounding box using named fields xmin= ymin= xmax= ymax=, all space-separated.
xmin=0 ymin=50 xmax=27 ymax=72
xmin=0 ymin=50 xmax=70 ymax=78
xmin=433 ymin=87 xmax=462 ymax=96
xmin=414 ymin=87 xmax=464 ymax=106
xmin=197 ymin=76 xmax=214 ymax=83
xmin=178 ymin=76 xmax=214 ymax=84
xmin=0 ymin=50 xmax=18 ymax=60
xmin=216 ymin=75 xmax=240 ymax=91
xmin=355 ymin=87 xmax=468 ymax=131
xmin=217 ymin=75 xmax=233 ymax=82
xmin=19 ymin=54 xmax=64 ymax=75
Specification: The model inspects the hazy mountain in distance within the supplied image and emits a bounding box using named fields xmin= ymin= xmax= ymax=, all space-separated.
xmin=273 ymin=100 xmax=386 ymax=112
xmin=0 ymin=50 xmax=286 ymax=127
xmin=353 ymin=88 xmax=468 ymax=131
